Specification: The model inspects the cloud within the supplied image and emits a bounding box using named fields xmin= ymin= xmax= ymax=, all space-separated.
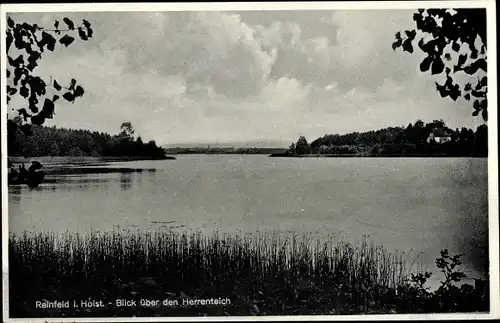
xmin=6 ymin=9 xmax=484 ymax=145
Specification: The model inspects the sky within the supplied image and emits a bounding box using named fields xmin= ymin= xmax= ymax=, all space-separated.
xmin=6 ymin=9 xmax=486 ymax=146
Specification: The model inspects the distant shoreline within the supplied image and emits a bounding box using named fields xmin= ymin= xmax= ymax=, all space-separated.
xmin=268 ymin=153 xmax=487 ymax=158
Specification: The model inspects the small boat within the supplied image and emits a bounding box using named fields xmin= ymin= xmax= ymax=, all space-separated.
xmin=8 ymin=161 xmax=46 ymax=188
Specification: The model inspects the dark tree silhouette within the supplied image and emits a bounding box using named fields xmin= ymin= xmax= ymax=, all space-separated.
xmin=295 ymin=136 xmax=311 ymax=155
xmin=119 ymin=122 xmax=135 ymax=141
xmin=392 ymin=9 xmax=487 ymax=121
xmin=6 ymin=16 xmax=93 ymax=137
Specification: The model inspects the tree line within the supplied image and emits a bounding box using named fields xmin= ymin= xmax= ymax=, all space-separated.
xmin=285 ymin=119 xmax=487 ymax=157
xmin=7 ymin=119 xmax=168 ymax=159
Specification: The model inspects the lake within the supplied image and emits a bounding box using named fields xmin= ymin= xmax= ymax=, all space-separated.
xmin=8 ymin=155 xmax=489 ymax=288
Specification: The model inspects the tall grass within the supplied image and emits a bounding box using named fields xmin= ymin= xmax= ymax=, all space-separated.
xmin=8 ymin=229 xmax=487 ymax=317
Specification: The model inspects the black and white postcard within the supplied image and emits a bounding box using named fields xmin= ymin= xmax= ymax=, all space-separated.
xmin=1 ymin=1 xmax=499 ymax=321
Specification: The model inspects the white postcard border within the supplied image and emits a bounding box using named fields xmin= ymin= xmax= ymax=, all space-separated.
xmin=1 ymin=1 xmax=498 ymax=322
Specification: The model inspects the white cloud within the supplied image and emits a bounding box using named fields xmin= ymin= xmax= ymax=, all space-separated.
xmin=6 ymin=10 xmax=485 ymax=145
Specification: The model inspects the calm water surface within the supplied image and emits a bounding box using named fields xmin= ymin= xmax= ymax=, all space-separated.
xmin=9 ymin=155 xmax=488 ymax=285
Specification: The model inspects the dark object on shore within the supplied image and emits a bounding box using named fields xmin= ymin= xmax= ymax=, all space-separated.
xmin=8 ymin=161 xmax=45 ymax=188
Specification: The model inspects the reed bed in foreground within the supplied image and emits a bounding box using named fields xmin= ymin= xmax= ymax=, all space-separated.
xmin=8 ymin=229 xmax=488 ymax=317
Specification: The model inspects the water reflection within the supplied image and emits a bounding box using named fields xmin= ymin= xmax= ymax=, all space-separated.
xmin=8 ymin=165 xmax=157 ymax=196
xmin=8 ymin=185 xmax=22 ymax=203
xmin=120 ymin=173 xmax=133 ymax=191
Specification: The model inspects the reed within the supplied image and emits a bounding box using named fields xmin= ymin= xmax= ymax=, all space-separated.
xmin=8 ymin=229 xmax=488 ymax=317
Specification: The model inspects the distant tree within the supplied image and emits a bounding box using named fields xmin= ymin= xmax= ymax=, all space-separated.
xmin=393 ymin=9 xmax=487 ymax=121
xmin=295 ymin=136 xmax=311 ymax=155
xmin=119 ymin=122 xmax=135 ymax=142
xmin=6 ymin=16 xmax=93 ymax=137
xmin=474 ymin=124 xmax=488 ymax=156
xmin=288 ymin=143 xmax=296 ymax=156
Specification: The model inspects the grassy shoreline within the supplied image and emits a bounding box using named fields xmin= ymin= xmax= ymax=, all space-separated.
xmin=8 ymin=229 xmax=489 ymax=317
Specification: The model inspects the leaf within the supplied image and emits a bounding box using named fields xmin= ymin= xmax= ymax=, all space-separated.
xmin=452 ymin=41 xmax=460 ymax=52
xmin=402 ymin=39 xmax=414 ymax=53
xmin=464 ymin=93 xmax=471 ymax=101
xmin=395 ymin=31 xmax=401 ymax=40
xmin=29 ymin=76 xmax=46 ymax=96
xmin=444 ymin=53 xmax=451 ymax=61
xmin=63 ymin=92 xmax=74 ymax=102
xmin=42 ymin=98 xmax=55 ymax=119
xmin=435 ymin=82 xmax=447 ymax=98
xmin=53 ymin=95 xmax=60 ymax=102
xmin=74 ymin=85 xmax=85 ymax=98
xmin=6 ymin=30 xmax=13 ymax=51
xmin=480 ymin=76 xmax=487 ymax=87
xmin=431 ymin=57 xmax=445 ymax=75
xmin=69 ymin=78 xmax=77 ymax=91
xmin=457 ymin=54 xmax=467 ymax=67
xmin=83 ymin=19 xmax=93 ymax=37
xmin=464 ymin=83 xmax=472 ymax=91
xmin=20 ymin=86 xmax=29 ymax=98
xmin=29 ymin=103 xmax=39 ymax=114
xmin=418 ymin=9 xmax=424 ymax=14
xmin=53 ymin=80 xmax=62 ymax=91
xmin=54 ymin=20 xmax=59 ymax=29
xmin=78 ymin=27 xmax=88 ymax=40
xmin=473 ymin=100 xmax=481 ymax=110
xmin=7 ymin=16 xmax=15 ymax=28
xmin=472 ymin=110 xmax=479 ymax=116
xmin=466 ymin=58 xmax=487 ymax=75
xmin=449 ymin=88 xmax=460 ymax=101
xmin=18 ymin=108 xmax=30 ymax=121
xmin=59 ymin=35 xmax=75 ymax=47
xmin=392 ymin=39 xmax=402 ymax=51
xmin=7 ymin=86 xmax=17 ymax=95
xmin=31 ymin=114 xmax=45 ymax=126
xmin=26 ymin=51 xmax=41 ymax=71
xmin=420 ymin=56 xmax=433 ymax=72
xmin=482 ymin=109 xmax=488 ymax=121
xmin=87 ymin=26 xmax=93 ymax=38
xmin=470 ymin=49 xmax=478 ymax=59
xmin=63 ymin=17 xmax=75 ymax=30
xmin=41 ymin=31 xmax=56 ymax=51
xmin=83 ymin=19 xmax=91 ymax=28
xmin=9 ymin=54 xmax=24 ymax=67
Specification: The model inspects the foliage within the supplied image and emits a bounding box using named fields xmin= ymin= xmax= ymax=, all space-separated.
xmin=6 ymin=16 xmax=93 ymax=136
xmin=392 ymin=9 xmax=487 ymax=121
xmin=9 ymin=230 xmax=489 ymax=317
xmin=288 ymin=119 xmax=487 ymax=157
xmin=7 ymin=121 xmax=167 ymax=159
xmin=294 ymin=136 xmax=311 ymax=155
xmin=119 ymin=122 xmax=135 ymax=142
xmin=395 ymin=249 xmax=489 ymax=313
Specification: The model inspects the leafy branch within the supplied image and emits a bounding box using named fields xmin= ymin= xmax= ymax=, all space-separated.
xmin=392 ymin=9 xmax=487 ymax=121
xmin=6 ymin=16 xmax=93 ymax=136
